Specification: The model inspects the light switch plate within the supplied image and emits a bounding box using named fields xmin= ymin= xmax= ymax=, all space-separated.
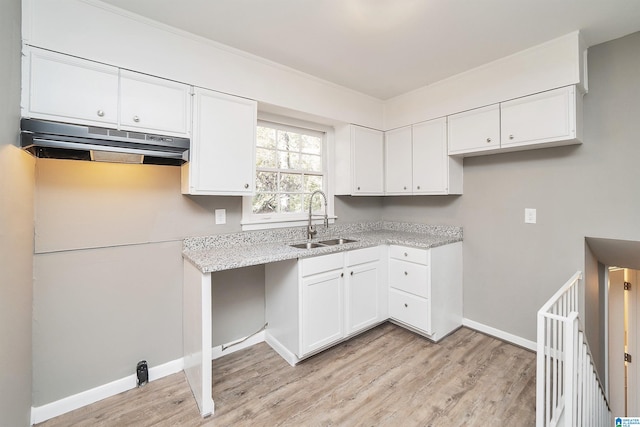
xmin=525 ymin=208 xmax=536 ymax=224
xmin=215 ymin=209 xmax=226 ymax=225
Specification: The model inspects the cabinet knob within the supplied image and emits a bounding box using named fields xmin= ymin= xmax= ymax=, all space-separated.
xmin=357 ymin=186 xmax=361 ymax=190
xmin=97 ymin=110 xmax=105 ymax=117
xmin=416 ymin=185 xmax=421 ymax=190
xmin=404 ymin=271 xmax=408 ymax=276
xmin=404 ymin=303 xmax=408 ymax=308
xmin=341 ymin=272 xmax=344 ymax=278
xmin=403 ymin=186 xmax=407 ymax=190
xmin=509 ymin=134 xmax=514 ymax=140
xmin=350 ymin=271 xmax=354 ymax=276
xmin=404 ymin=252 xmax=408 ymax=257
xmin=486 ymin=137 xmax=492 ymax=143
xmin=244 ymin=183 xmax=249 ymax=189
xmin=133 ymin=115 xmax=140 ymax=123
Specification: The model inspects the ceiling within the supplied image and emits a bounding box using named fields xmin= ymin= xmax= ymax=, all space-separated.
xmin=100 ymin=0 xmax=640 ymax=100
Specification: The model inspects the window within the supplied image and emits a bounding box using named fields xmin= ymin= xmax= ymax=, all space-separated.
xmin=242 ymin=119 xmax=332 ymax=229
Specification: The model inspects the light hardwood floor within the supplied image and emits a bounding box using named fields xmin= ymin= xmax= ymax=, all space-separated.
xmin=37 ymin=323 xmax=536 ymax=426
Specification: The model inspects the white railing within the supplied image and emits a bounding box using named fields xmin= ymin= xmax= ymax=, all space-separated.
xmin=536 ymin=271 xmax=611 ymax=427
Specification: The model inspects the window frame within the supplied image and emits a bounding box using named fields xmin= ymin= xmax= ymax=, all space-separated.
xmin=241 ymin=116 xmax=335 ymax=231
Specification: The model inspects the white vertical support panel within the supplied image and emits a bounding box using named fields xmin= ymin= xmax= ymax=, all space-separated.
xmin=183 ymin=260 xmax=214 ymax=417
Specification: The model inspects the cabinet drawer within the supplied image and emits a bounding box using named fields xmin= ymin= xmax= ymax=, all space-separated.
xmin=346 ymin=246 xmax=379 ymax=267
xmin=389 ymin=259 xmax=429 ymax=298
xmin=389 ymin=245 xmax=429 ymax=265
xmin=301 ymin=252 xmax=344 ymax=277
xmin=389 ymin=289 xmax=431 ymax=333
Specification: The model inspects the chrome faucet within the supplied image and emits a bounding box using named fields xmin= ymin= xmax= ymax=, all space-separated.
xmin=307 ymin=190 xmax=328 ymax=240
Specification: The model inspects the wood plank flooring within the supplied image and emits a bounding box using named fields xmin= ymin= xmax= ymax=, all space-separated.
xmin=37 ymin=323 xmax=536 ymax=426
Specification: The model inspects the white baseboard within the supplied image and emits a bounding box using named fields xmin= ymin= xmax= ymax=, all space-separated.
xmin=264 ymin=331 xmax=299 ymax=367
xmin=30 ymin=358 xmax=184 ymax=426
xmin=462 ymin=318 xmax=536 ymax=351
xmin=211 ymin=330 xmax=266 ymax=360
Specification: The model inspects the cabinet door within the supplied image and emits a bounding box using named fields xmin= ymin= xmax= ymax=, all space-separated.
xmin=300 ymin=269 xmax=344 ymax=356
xmin=351 ymin=126 xmax=384 ymax=195
xmin=183 ymin=88 xmax=257 ymax=195
xmin=412 ymin=118 xmax=448 ymax=194
xmin=448 ymin=104 xmax=500 ymax=155
xmin=346 ymin=261 xmax=380 ymax=335
xmin=384 ymin=126 xmax=412 ymax=194
xmin=119 ymin=70 xmax=191 ymax=136
xmin=26 ymin=48 xmax=118 ymax=126
xmin=501 ymin=86 xmax=576 ymax=148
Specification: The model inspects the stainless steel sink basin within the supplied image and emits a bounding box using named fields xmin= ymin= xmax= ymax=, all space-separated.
xmin=290 ymin=242 xmax=326 ymax=249
xmin=318 ymin=238 xmax=358 ymax=246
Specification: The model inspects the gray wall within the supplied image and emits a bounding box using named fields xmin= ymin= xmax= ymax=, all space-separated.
xmin=381 ymin=32 xmax=640 ymax=367
xmin=32 ymin=159 xmax=255 ymax=405
xmin=0 ymin=0 xmax=35 ymax=425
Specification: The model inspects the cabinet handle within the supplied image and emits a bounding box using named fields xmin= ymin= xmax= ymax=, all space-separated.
xmin=97 ymin=110 xmax=105 ymax=117
xmin=404 ymin=303 xmax=408 ymax=308
xmin=244 ymin=183 xmax=249 ymax=189
xmin=133 ymin=115 xmax=140 ymax=123
xmin=350 ymin=271 xmax=354 ymax=276
xmin=509 ymin=134 xmax=514 ymax=140
xmin=486 ymin=137 xmax=492 ymax=143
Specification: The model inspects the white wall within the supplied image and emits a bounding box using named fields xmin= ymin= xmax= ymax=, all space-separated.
xmin=23 ymin=0 xmax=384 ymax=130
xmin=0 ymin=0 xmax=34 ymax=425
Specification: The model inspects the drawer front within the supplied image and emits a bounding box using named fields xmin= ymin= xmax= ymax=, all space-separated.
xmin=346 ymin=246 xmax=380 ymax=267
xmin=389 ymin=259 xmax=429 ymax=298
xmin=301 ymin=252 xmax=344 ymax=277
xmin=389 ymin=245 xmax=429 ymax=265
xmin=389 ymin=289 xmax=431 ymax=333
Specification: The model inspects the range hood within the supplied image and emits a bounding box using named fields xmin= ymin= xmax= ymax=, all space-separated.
xmin=20 ymin=118 xmax=190 ymax=165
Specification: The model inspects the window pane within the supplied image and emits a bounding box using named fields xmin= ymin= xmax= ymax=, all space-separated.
xmin=300 ymin=154 xmax=321 ymax=172
xmin=278 ymin=151 xmax=300 ymax=169
xmin=277 ymin=130 xmax=301 ymax=151
xmin=279 ymin=173 xmax=303 ymax=192
xmin=279 ymin=193 xmax=303 ymax=214
xmin=257 ymin=127 xmax=276 ymax=149
xmin=303 ymin=193 xmax=323 ymax=212
xmin=304 ymin=175 xmax=323 ymax=193
xmin=252 ymin=193 xmax=277 ymax=214
xmin=300 ymin=135 xmax=322 ymax=155
xmin=256 ymin=148 xmax=276 ymax=168
xmin=256 ymin=171 xmax=277 ymax=192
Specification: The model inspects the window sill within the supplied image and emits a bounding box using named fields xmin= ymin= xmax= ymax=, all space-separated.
xmin=241 ymin=216 xmax=337 ymax=231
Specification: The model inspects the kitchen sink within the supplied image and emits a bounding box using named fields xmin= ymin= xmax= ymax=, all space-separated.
xmin=290 ymin=242 xmax=326 ymax=249
xmin=318 ymin=238 xmax=358 ymax=246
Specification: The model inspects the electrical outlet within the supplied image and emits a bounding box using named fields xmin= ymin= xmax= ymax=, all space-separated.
xmin=525 ymin=208 xmax=537 ymax=224
xmin=215 ymin=209 xmax=226 ymax=225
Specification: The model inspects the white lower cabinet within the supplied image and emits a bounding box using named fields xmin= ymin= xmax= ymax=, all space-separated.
xmin=265 ymin=246 xmax=385 ymax=365
xmin=388 ymin=242 xmax=462 ymax=341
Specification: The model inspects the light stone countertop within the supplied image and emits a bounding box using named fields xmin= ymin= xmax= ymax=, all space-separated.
xmin=183 ymin=221 xmax=462 ymax=273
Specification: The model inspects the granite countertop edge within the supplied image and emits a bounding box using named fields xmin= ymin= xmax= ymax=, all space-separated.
xmin=183 ymin=222 xmax=463 ymax=274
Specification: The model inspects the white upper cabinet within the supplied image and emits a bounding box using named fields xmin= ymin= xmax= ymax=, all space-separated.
xmin=23 ymin=47 xmax=191 ymax=137
xmin=500 ymin=85 xmax=577 ymax=149
xmin=335 ymin=124 xmax=384 ymax=196
xmin=385 ymin=118 xmax=462 ymax=195
xmin=182 ymin=88 xmax=257 ymax=195
xmin=448 ymin=104 xmax=501 ymax=155
xmin=119 ymin=70 xmax=191 ymax=136
xmin=384 ymin=126 xmax=413 ymax=194
xmin=412 ymin=118 xmax=462 ymax=195
xmin=25 ymin=48 xmax=119 ymax=126
xmin=448 ymin=86 xmax=581 ymax=157
xmin=352 ymin=126 xmax=384 ymax=195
